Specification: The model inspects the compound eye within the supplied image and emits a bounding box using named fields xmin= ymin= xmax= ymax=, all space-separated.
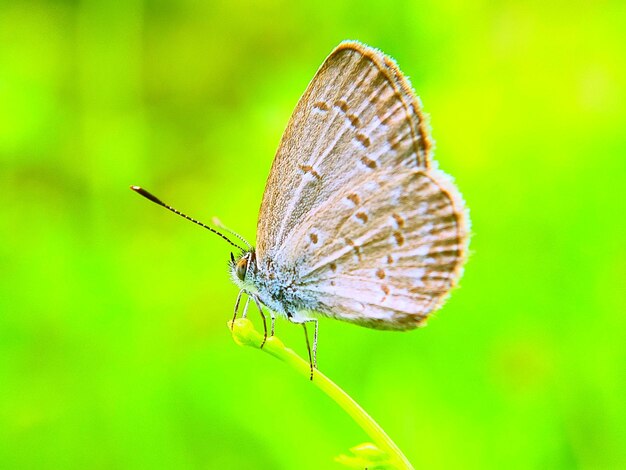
xmin=236 ymin=257 xmax=248 ymax=281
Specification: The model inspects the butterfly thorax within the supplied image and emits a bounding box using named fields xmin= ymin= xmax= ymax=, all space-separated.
xmin=230 ymin=249 xmax=317 ymax=321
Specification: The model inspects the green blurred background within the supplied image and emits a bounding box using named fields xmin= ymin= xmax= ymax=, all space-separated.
xmin=1 ymin=0 xmax=625 ymax=468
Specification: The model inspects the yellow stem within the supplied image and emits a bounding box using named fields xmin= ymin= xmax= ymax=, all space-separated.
xmin=228 ymin=318 xmax=414 ymax=469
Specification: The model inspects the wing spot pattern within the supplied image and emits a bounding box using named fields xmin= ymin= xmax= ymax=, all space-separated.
xmin=333 ymin=98 xmax=363 ymax=128
xmin=313 ymin=101 xmax=330 ymax=112
xmin=355 ymin=212 xmax=368 ymax=224
xmin=347 ymin=113 xmax=362 ymax=128
xmin=392 ymin=213 xmax=405 ymax=228
xmin=381 ymin=284 xmax=390 ymax=302
xmin=376 ymin=268 xmax=386 ymax=279
xmin=355 ymin=132 xmax=371 ymax=148
xmin=298 ymin=165 xmax=321 ymax=180
xmin=393 ymin=231 xmax=405 ymax=246
xmin=360 ymin=156 xmax=377 ymax=169
xmin=335 ymin=99 xmax=349 ymax=113
xmin=346 ymin=193 xmax=361 ymax=205
xmin=309 ymin=233 xmax=318 ymax=244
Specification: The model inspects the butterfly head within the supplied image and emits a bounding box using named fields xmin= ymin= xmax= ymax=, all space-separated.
xmin=229 ymin=250 xmax=258 ymax=290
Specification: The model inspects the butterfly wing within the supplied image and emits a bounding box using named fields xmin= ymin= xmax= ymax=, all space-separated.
xmin=256 ymin=41 xmax=468 ymax=329
xmin=284 ymin=166 xmax=468 ymax=329
xmin=256 ymin=41 xmax=433 ymax=261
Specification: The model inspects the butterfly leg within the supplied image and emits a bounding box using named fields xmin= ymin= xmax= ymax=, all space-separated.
xmin=310 ymin=318 xmax=318 ymax=370
xmin=301 ymin=319 xmax=318 ymax=380
xmin=231 ymin=289 xmax=245 ymax=329
xmin=241 ymin=296 xmax=251 ymax=318
xmin=251 ymin=294 xmax=268 ymax=348
xmin=269 ymin=311 xmax=276 ymax=337
xmin=302 ymin=323 xmax=314 ymax=380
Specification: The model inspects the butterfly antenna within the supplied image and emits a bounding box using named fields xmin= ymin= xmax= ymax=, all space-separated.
xmin=212 ymin=217 xmax=252 ymax=249
xmin=130 ymin=185 xmax=245 ymax=251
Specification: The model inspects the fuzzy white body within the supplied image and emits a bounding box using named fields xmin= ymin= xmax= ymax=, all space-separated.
xmin=231 ymin=252 xmax=318 ymax=324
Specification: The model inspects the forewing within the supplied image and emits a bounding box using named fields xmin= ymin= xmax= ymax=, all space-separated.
xmin=256 ymin=41 xmax=433 ymax=260
xmin=286 ymin=167 xmax=468 ymax=330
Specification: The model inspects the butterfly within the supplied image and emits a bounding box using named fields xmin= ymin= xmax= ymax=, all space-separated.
xmin=132 ymin=41 xmax=469 ymax=379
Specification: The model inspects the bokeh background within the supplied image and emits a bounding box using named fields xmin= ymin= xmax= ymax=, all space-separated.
xmin=1 ymin=0 xmax=625 ymax=468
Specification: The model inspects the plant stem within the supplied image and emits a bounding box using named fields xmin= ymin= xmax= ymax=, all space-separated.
xmin=229 ymin=318 xmax=414 ymax=470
